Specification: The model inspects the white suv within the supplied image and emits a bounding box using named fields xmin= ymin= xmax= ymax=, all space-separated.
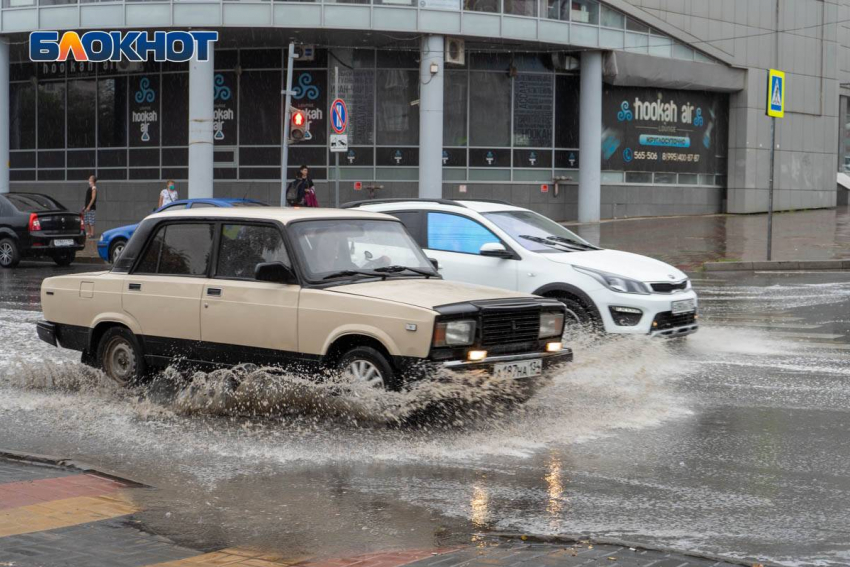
xmin=347 ymin=199 xmax=698 ymax=338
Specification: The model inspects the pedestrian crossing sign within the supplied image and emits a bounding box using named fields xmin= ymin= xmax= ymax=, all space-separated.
xmin=767 ymin=69 xmax=785 ymax=118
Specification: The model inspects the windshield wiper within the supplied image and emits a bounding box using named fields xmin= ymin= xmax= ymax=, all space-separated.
xmin=322 ymin=269 xmax=381 ymax=281
xmin=518 ymin=234 xmax=582 ymax=252
xmin=544 ymin=236 xmax=600 ymax=250
xmin=373 ymin=265 xmax=437 ymax=279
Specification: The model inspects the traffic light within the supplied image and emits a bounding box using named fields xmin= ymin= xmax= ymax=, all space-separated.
xmin=289 ymin=106 xmax=312 ymax=143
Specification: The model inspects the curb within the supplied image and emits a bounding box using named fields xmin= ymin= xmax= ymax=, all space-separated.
xmin=489 ymin=533 xmax=774 ymax=567
xmin=704 ymin=260 xmax=850 ymax=272
xmin=0 ymin=449 xmax=147 ymax=487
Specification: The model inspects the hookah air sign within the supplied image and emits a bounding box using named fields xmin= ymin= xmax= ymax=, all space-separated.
xmin=601 ymin=86 xmax=728 ymax=174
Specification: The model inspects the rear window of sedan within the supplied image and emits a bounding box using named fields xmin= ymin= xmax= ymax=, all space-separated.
xmin=7 ymin=194 xmax=65 ymax=212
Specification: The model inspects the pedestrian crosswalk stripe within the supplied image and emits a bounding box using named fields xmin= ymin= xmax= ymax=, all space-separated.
xmin=0 ymin=493 xmax=137 ymax=538
xmin=146 ymin=549 xmax=309 ymax=567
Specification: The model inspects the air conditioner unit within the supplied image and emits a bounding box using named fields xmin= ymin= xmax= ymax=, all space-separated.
xmin=116 ymin=60 xmax=144 ymax=73
xmin=550 ymin=52 xmax=579 ymax=71
xmin=445 ymin=37 xmax=465 ymax=66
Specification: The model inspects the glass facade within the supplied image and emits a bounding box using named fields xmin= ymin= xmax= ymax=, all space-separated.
xmin=7 ymin=47 xmax=727 ymax=187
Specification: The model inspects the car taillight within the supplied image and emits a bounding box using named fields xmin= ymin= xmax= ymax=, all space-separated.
xmin=80 ymin=215 xmax=85 ymax=231
xmin=28 ymin=214 xmax=41 ymax=232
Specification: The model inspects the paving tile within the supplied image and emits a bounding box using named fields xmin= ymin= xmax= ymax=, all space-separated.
xmin=0 ymin=474 xmax=131 ymax=510
xmin=0 ymin=461 xmax=78 ymax=483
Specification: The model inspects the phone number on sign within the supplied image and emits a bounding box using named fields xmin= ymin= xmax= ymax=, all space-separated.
xmin=662 ymin=152 xmax=701 ymax=163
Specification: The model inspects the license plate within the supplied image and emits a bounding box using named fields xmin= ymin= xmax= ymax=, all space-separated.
xmin=672 ymin=298 xmax=696 ymax=314
xmin=494 ymin=359 xmax=542 ymax=380
xmin=54 ymin=239 xmax=75 ymax=247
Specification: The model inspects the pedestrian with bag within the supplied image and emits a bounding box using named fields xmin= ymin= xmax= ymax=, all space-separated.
xmin=286 ymin=166 xmax=315 ymax=207
xmin=158 ymin=180 xmax=179 ymax=208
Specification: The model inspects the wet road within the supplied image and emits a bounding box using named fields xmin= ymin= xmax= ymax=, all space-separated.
xmin=1 ymin=262 xmax=850 ymax=566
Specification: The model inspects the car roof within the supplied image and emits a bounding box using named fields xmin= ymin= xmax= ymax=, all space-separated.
xmin=149 ymin=206 xmax=393 ymax=225
xmin=171 ymin=198 xmax=264 ymax=205
xmin=351 ymin=199 xmax=527 ymax=214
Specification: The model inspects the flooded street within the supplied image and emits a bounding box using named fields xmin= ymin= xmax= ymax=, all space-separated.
xmin=2 ymin=264 xmax=850 ymax=566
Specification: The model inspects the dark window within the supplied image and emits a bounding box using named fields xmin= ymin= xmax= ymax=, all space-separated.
xmin=136 ymin=223 xmax=213 ymax=276
xmin=241 ymin=49 xmax=282 ymax=70
xmin=338 ymin=69 xmax=375 ymax=145
xmin=240 ymin=71 xmax=281 ymax=145
xmin=426 ymin=213 xmax=499 ymax=254
xmin=10 ymin=83 xmax=36 ymax=150
xmin=217 ymin=224 xmax=290 ymax=279
xmin=444 ymin=71 xmax=468 ymax=147
xmin=161 ymin=73 xmax=189 ymax=146
xmin=387 ymin=211 xmax=425 ymax=247
xmin=376 ymin=70 xmax=419 ymax=145
xmin=98 ymin=77 xmax=128 ymax=148
xmin=159 ymin=203 xmax=187 ymax=211
xmin=470 ymin=73 xmax=510 ymax=146
xmin=513 ymin=74 xmax=553 ymax=147
xmin=189 ymin=202 xmax=216 ymax=208
xmin=67 ymin=79 xmax=97 ymax=149
xmin=6 ymin=194 xmax=65 ymax=213
xmin=555 ymin=75 xmax=580 ymax=148
xmin=38 ymin=82 xmax=66 ymax=149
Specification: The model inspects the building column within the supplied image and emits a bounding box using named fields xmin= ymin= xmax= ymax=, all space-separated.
xmin=0 ymin=38 xmax=9 ymax=195
xmin=418 ymin=35 xmax=444 ymax=199
xmin=188 ymin=49 xmax=214 ymax=199
xmin=578 ymin=51 xmax=602 ymax=223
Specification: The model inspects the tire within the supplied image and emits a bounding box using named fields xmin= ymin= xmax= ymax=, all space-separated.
xmin=51 ymin=250 xmax=75 ymax=267
xmin=108 ymin=239 xmax=127 ymax=264
xmin=96 ymin=327 xmax=148 ymax=387
xmin=338 ymin=346 xmax=395 ymax=391
xmin=0 ymin=238 xmax=21 ymax=269
xmin=552 ymin=296 xmax=600 ymax=335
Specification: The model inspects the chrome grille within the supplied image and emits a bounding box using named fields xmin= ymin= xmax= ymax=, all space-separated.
xmin=480 ymin=305 xmax=541 ymax=347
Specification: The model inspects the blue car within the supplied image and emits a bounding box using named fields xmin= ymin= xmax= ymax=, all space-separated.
xmin=97 ymin=198 xmax=267 ymax=263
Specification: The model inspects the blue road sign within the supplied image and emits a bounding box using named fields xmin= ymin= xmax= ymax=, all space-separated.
xmin=331 ymin=98 xmax=348 ymax=134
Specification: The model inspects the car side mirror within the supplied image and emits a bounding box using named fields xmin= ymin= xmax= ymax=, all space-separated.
xmin=428 ymin=258 xmax=439 ymax=270
xmin=479 ymin=242 xmax=512 ymax=259
xmin=255 ymin=262 xmax=297 ymax=284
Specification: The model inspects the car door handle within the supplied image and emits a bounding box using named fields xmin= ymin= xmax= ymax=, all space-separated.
xmin=206 ymin=288 xmax=222 ymax=297
xmin=128 ymin=283 xmax=141 ymax=291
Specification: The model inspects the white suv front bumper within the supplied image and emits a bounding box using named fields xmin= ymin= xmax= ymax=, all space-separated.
xmin=590 ymin=288 xmax=699 ymax=337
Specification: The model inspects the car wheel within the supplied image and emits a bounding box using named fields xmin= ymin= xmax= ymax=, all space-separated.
xmin=51 ymin=250 xmax=75 ymax=267
xmin=554 ymin=296 xmax=599 ymax=334
xmin=96 ymin=327 xmax=148 ymax=387
xmin=338 ymin=346 xmax=395 ymax=390
xmin=108 ymin=239 xmax=127 ymax=264
xmin=0 ymin=238 xmax=21 ymax=269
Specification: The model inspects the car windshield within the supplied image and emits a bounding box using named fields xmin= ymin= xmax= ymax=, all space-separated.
xmin=289 ymin=219 xmax=435 ymax=282
xmin=7 ymin=194 xmax=64 ymax=213
xmin=484 ymin=210 xmax=594 ymax=253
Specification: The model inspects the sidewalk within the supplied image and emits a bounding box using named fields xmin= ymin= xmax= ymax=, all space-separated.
xmin=0 ymin=456 xmax=748 ymax=567
xmin=568 ymin=207 xmax=850 ymax=270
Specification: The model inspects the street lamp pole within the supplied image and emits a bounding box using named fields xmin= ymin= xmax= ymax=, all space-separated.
xmin=281 ymin=43 xmax=297 ymax=207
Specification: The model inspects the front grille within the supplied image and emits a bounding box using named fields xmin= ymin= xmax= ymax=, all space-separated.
xmin=480 ymin=305 xmax=541 ymax=347
xmin=651 ymin=281 xmax=688 ymax=293
xmin=652 ymin=311 xmax=697 ymax=331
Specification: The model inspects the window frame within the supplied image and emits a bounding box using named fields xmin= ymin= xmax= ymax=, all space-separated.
xmin=130 ymin=220 xmax=216 ymax=278
xmin=211 ymin=221 xmax=293 ymax=282
xmin=424 ymin=211 xmax=519 ymax=259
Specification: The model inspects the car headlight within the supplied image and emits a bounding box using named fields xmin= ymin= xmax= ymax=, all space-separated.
xmin=574 ymin=266 xmax=650 ymax=295
xmin=99 ymin=235 xmax=105 ymax=242
xmin=539 ymin=310 xmax=565 ymax=338
xmin=433 ymin=319 xmax=476 ymax=347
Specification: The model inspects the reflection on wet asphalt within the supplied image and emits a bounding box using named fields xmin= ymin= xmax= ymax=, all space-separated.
xmin=1 ymin=263 xmax=850 ymax=566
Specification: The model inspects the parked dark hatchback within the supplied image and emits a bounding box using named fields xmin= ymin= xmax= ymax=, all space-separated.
xmin=0 ymin=193 xmax=86 ymax=268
